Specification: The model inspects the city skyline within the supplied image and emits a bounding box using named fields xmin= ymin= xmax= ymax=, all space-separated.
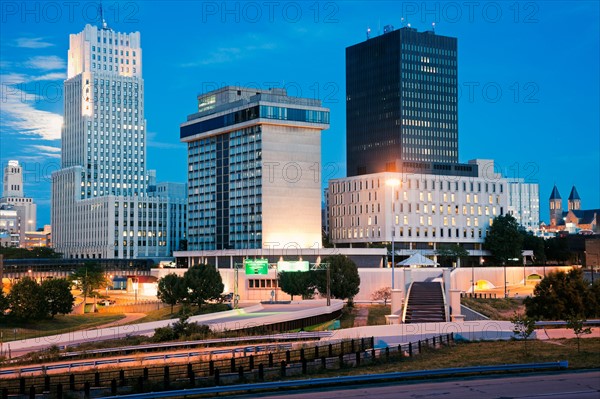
xmin=1 ymin=1 xmax=598 ymax=227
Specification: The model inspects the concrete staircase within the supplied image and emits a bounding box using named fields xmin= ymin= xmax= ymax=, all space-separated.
xmin=403 ymin=282 xmax=447 ymax=323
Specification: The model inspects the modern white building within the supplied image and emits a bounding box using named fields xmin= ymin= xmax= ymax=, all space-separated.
xmin=506 ymin=178 xmax=540 ymax=232
xmin=328 ymin=159 xmax=509 ymax=258
xmin=1 ymin=160 xmax=37 ymax=246
xmin=52 ymin=23 xmax=186 ymax=259
xmin=180 ymin=86 xmax=330 ymax=251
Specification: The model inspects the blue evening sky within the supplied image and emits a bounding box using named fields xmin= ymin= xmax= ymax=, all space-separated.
xmin=1 ymin=1 xmax=598 ymax=228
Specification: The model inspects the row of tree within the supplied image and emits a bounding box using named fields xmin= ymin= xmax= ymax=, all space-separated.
xmin=156 ymin=256 xmax=361 ymax=310
xmin=0 ymin=277 xmax=74 ymax=319
xmin=157 ymin=265 xmax=225 ymax=313
xmin=0 ymin=246 xmax=61 ymax=259
xmin=484 ymin=214 xmax=576 ymax=265
xmin=278 ymin=255 xmax=361 ymax=302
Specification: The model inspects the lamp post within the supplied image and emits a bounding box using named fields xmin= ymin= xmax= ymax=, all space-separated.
xmin=386 ymin=178 xmax=400 ymax=289
xmin=503 ymin=261 xmax=507 ymax=298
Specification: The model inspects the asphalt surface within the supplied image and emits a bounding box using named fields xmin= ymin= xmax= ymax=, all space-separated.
xmin=233 ymin=370 xmax=600 ymax=399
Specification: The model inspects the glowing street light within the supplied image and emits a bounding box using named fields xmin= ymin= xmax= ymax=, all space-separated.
xmin=386 ymin=178 xmax=400 ymax=289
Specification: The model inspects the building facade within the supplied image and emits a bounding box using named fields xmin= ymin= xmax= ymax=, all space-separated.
xmin=506 ymin=178 xmax=540 ymax=232
xmin=180 ymin=86 xmax=330 ymax=250
xmin=328 ymin=159 xmax=508 ymax=256
xmin=346 ymin=26 xmax=459 ymax=176
xmin=546 ymin=185 xmax=599 ymax=234
xmin=1 ymin=160 xmax=37 ymax=246
xmin=52 ymin=24 xmax=186 ymax=259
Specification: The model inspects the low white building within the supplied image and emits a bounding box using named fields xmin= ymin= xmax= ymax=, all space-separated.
xmin=328 ymin=159 xmax=509 ymax=259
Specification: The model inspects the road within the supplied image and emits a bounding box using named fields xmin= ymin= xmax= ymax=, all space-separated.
xmin=6 ymin=300 xmax=343 ymax=357
xmin=235 ymin=371 xmax=600 ymax=399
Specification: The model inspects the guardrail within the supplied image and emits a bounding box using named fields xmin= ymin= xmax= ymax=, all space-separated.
xmin=58 ymin=331 xmax=332 ymax=358
xmin=99 ymin=361 xmax=569 ymax=399
xmin=0 ymin=344 xmax=294 ymax=377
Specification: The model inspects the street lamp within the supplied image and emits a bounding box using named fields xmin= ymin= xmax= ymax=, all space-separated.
xmin=386 ymin=178 xmax=400 ymax=289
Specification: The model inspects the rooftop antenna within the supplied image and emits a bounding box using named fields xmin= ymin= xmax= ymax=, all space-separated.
xmin=401 ymin=17 xmax=405 ymax=27
xmin=366 ymin=27 xmax=371 ymax=40
xmin=99 ymin=1 xmax=109 ymax=30
xmin=432 ymin=22 xmax=436 ymax=33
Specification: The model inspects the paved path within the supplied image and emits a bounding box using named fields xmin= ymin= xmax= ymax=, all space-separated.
xmin=354 ymin=307 xmax=369 ymax=327
xmin=536 ymin=327 xmax=600 ymax=340
xmin=89 ymin=313 xmax=146 ymax=330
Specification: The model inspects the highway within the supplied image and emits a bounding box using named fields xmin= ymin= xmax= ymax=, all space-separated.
xmin=5 ymin=300 xmax=344 ymax=357
xmin=232 ymin=370 xmax=600 ymax=399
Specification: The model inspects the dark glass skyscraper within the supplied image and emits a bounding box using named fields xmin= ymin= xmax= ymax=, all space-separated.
xmin=346 ymin=26 xmax=459 ymax=176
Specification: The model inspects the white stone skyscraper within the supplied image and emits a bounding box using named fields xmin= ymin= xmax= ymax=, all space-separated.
xmin=1 ymin=160 xmax=37 ymax=246
xmin=52 ymin=24 xmax=186 ymax=259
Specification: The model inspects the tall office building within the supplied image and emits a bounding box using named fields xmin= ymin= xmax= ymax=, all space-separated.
xmin=506 ymin=178 xmax=540 ymax=232
xmin=346 ymin=26 xmax=458 ymax=176
xmin=52 ymin=24 xmax=186 ymax=259
xmin=1 ymin=160 xmax=37 ymax=246
xmin=180 ymin=87 xmax=330 ymax=250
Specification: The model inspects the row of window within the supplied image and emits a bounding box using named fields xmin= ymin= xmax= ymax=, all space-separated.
xmin=91 ymin=63 xmax=136 ymax=73
xmin=331 ymin=179 xmax=504 ymax=194
xmin=248 ymin=279 xmax=279 ymax=289
xmin=92 ymin=54 xmax=136 ymax=65
xmin=333 ymin=226 xmax=486 ymax=240
xmin=401 ymin=43 xmax=457 ymax=57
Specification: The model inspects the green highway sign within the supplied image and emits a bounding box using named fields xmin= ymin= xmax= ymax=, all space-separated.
xmin=277 ymin=260 xmax=309 ymax=272
xmin=244 ymin=259 xmax=269 ymax=275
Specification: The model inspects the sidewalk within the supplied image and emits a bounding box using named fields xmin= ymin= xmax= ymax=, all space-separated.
xmin=535 ymin=327 xmax=600 ymax=340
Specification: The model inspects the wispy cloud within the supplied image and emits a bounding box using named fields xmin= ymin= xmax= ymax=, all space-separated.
xmin=14 ymin=37 xmax=55 ymax=49
xmin=0 ymin=86 xmax=63 ymax=141
xmin=32 ymin=72 xmax=66 ymax=81
xmin=146 ymin=131 xmax=183 ymax=149
xmin=31 ymin=145 xmax=61 ymax=154
xmin=25 ymin=55 xmax=65 ymax=71
xmin=181 ymin=37 xmax=277 ymax=67
xmin=1 ymin=71 xmax=65 ymax=84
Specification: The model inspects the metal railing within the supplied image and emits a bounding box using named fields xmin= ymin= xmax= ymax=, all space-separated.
xmin=99 ymin=361 xmax=569 ymax=399
xmin=0 ymin=336 xmax=377 ymax=396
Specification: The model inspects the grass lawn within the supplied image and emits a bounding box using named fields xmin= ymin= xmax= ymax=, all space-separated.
xmin=0 ymin=314 xmax=125 ymax=342
xmin=131 ymin=303 xmax=231 ymax=324
xmin=339 ymin=306 xmax=357 ymax=329
xmin=461 ymin=297 xmax=524 ymax=320
xmin=306 ymin=338 xmax=600 ymax=379
xmin=367 ymin=305 xmax=391 ymax=326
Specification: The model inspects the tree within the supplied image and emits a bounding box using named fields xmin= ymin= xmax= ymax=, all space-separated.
xmin=545 ymin=237 xmax=572 ymax=264
xmin=524 ymin=268 xmax=599 ymax=320
xmin=69 ymin=263 xmax=108 ymax=309
xmin=0 ymin=247 xmax=61 ymax=259
xmin=0 ymin=290 xmax=9 ymax=317
xmin=371 ymin=287 xmax=391 ymax=305
xmin=511 ymin=311 xmax=536 ymax=356
xmin=183 ymin=265 xmax=224 ymax=307
xmin=436 ymin=244 xmax=469 ymax=268
xmin=520 ymin=229 xmax=546 ymax=265
xmin=41 ymin=278 xmax=75 ymax=318
xmin=157 ymin=273 xmax=186 ymax=314
xmin=314 ymin=255 xmax=360 ymax=303
xmin=278 ymin=272 xmax=314 ymax=300
xmin=484 ymin=214 xmax=524 ymax=264
xmin=566 ymin=315 xmax=592 ymax=353
xmin=8 ymin=276 xmax=46 ymax=319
